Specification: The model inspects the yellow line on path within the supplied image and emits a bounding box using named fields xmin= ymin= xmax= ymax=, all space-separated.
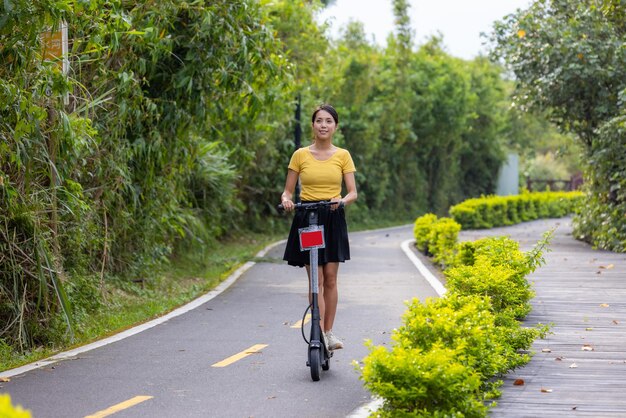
xmin=291 ymin=314 xmax=311 ymax=328
xmin=84 ymin=395 xmax=153 ymax=418
xmin=212 ymin=344 xmax=268 ymax=368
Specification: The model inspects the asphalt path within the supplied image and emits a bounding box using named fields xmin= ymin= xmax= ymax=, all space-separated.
xmin=2 ymin=224 xmax=439 ymax=418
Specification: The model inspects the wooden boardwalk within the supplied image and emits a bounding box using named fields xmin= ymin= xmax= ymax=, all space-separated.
xmin=460 ymin=217 xmax=626 ymax=417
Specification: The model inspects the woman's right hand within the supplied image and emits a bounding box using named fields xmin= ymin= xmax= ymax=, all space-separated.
xmin=281 ymin=199 xmax=294 ymax=212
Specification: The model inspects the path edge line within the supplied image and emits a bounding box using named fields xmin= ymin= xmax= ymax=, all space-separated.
xmin=0 ymin=240 xmax=287 ymax=379
xmin=400 ymin=239 xmax=447 ymax=297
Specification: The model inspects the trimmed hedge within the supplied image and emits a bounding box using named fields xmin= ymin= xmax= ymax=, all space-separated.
xmin=449 ymin=191 xmax=583 ymax=229
xmin=412 ymin=214 xmax=461 ymax=268
xmin=360 ymin=214 xmax=551 ymax=417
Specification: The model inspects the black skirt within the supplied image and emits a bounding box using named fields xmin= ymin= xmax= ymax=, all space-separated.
xmin=283 ymin=202 xmax=351 ymax=267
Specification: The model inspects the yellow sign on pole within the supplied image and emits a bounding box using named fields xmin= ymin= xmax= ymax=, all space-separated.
xmin=41 ymin=22 xmax=69 ymax=74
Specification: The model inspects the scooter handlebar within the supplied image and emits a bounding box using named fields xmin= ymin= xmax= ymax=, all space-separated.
xmin=277 ymin=200 xmax=344 ymax=213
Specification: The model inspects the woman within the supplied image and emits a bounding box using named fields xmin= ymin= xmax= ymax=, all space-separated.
xmin=281 ymin=104 xmax=357 ymax=351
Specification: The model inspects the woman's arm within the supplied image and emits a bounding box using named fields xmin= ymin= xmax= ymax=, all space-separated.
xmin=280 ymin=169 xmax=299 ymax=212
xmin=340 ymin=171 xmax=357 ymax=206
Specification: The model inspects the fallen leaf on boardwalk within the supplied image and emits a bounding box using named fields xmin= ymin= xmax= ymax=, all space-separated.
xmin=0 ymin=377 xmax=9 ymax=382
xmin=613 ymin=320 xmax=619 ymax=325
xmin=585 ymin=327 xmax=593 ymax=331
xmin=555 ymin=357 xmax=564 ymax=361
xmin=514 ymin=379 xmax=525 ymax=386
xmin=600 ymin=303 xmax=610 ymax=308
xmin=541 ymin=348 xmax=552 ymax=353
xmin=541 ymin=388 xmax=553 ymax=393
xmin=569 ymin=363 xmax=578 ymax=368
xmin=581 ymin=345 xmax=594 ymax=351
xmin=596 ymin=271 xmax=602 ymax=274
xmin=599 ymin=264 xmax=615 ymax=269
xmin=572 ymin=406 xmax=578 ymax=410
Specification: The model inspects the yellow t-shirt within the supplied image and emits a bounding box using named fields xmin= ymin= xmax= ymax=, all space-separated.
xmin=288 ymin=146 xmax=356 ymax=201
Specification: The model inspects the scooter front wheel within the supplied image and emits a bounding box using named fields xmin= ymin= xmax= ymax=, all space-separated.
xmin=309 ymin=347 xmax=321 ymax=381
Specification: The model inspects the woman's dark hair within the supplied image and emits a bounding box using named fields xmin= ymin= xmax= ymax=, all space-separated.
xmin=312 ymin=104 xmax=339 ymax=124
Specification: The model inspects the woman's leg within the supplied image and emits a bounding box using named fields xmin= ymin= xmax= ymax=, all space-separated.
xmin=321 ymin=262 xmax=339 ymax=332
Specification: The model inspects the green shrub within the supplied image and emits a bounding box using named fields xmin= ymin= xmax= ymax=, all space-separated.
xmin=428 ymin=218 xmax=461 ymax=268
xmin=413 ymin=214 xmax=461 ymax=267
xmin=394 ymin=295 xmax=513 ymax=382
xmin=472 ymin=235 xmax=549 ymax=278
xmin=445 ymin=256 xmax=534 ymax=320
xmin=454 ymin=241 xmax=476 ymax=267
xmin=361 ymin=343 xmax=487 ymax=418
xmin=413 ymin=213 xmax=438 ymax=254
xmin=449 ymin=191 xmax=583 ymax=229
xmin=572 ymin=115 xmax=626 ymax=252
xmin=506 ymin=196 xmax=522 ymax=224
xmin=368 ymin=216 xmax=554 ymax=416
xmin=360 ymin=294 xmax=536 ymax=417
xmin=0 ymin=394 xmax=31 ymax=418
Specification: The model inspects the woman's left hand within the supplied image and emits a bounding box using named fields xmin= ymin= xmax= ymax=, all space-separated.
xmin=330 ymin=197 xmax=344 ymax=211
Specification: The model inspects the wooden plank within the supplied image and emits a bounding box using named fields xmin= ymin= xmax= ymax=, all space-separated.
xmin=458 ymin=218 xmax=626 ymax=417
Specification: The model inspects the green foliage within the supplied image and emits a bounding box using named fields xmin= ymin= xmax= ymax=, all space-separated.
xmin=462 ymin=235 xmax=546 ymax=275
xmin=413 ymin=213 xmax=438 ymax=254
xmin=446 ymin=256 xmax=534 ymax=321
xmin=428 ymin=218 xmax=461 ymax=268
xmin=395 ymin=295 xmax=514 ymax=382
xmin=523 ymin=152 xmax=574 ymax=187
xmin=574 ymin=115 xmax=626 ymax=251
xmin=326 ymin=22 xmax=511 ymax=220
xmin=458 ymin=58 xmax=508 ymax=198
xmin=0 ymin=0 xmax=567 ymax=359
xmin=0 ymin=0 xmax=289 ymax=351
xmin=449 ymin=191 xmax=584 ymax=229
xmin=491 ymin=0 xmax=626 ymax=252
xmin=361 ymin=343 xmax=487 ymax=418
xmin=0 ymin=394 xmax=31 ymax=418
xmin=366 ymin=214 xmax=552 ymax=416
xmin=490 ymin=0 xmax=626 ymax=145
xmin=412 ymin=214 xmax=461 ymax=267
xmin=361 ymin=292 xmax=539 ymax=417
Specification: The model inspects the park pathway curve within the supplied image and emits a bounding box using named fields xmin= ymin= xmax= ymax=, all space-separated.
xmin=459 ymin=218 xmax=626 ymax=417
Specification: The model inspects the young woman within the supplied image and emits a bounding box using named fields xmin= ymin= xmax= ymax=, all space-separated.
xmin=281 ymin=104 xmax=357 ymax=350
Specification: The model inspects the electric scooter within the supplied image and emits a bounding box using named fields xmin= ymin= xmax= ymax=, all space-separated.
xmin=279 ymin=200 xmax=340 ymax=381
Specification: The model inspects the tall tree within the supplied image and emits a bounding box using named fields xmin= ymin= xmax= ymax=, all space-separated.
xmin=491 ymin=0 xmax=626 ymax=251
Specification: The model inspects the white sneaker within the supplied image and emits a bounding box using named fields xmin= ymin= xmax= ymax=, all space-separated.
xmin=325 ymin=330 xmax=343 ymax=350
xmin=320 ymin=330 xmax=328 ymax=349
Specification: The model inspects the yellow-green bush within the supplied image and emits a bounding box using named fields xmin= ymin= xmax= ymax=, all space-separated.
xmin=363 ymin=215 xmax=552 ymax=417
xmin=360 ymin=294 xmax=540 ymax=417
xmin=0 ymin=395 xmax=31 ymax=418
xmin=429 ymin=219 xmax=462 ymax=268
xmin=412 ymin=214 xmax=461 ymax=268
xmin=445 ymin=256 xmax=534 ymax=320
xmin=413 ymin=213 xmax=438 ymax=254
xmin=362 ymin=343 xmax=486 ymax=418
xmin=449 ymin=191 xmax=583 ymax=229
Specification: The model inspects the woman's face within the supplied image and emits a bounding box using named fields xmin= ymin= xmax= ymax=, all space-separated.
xmin=312 ymin=109 xmax=337 ymax=141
